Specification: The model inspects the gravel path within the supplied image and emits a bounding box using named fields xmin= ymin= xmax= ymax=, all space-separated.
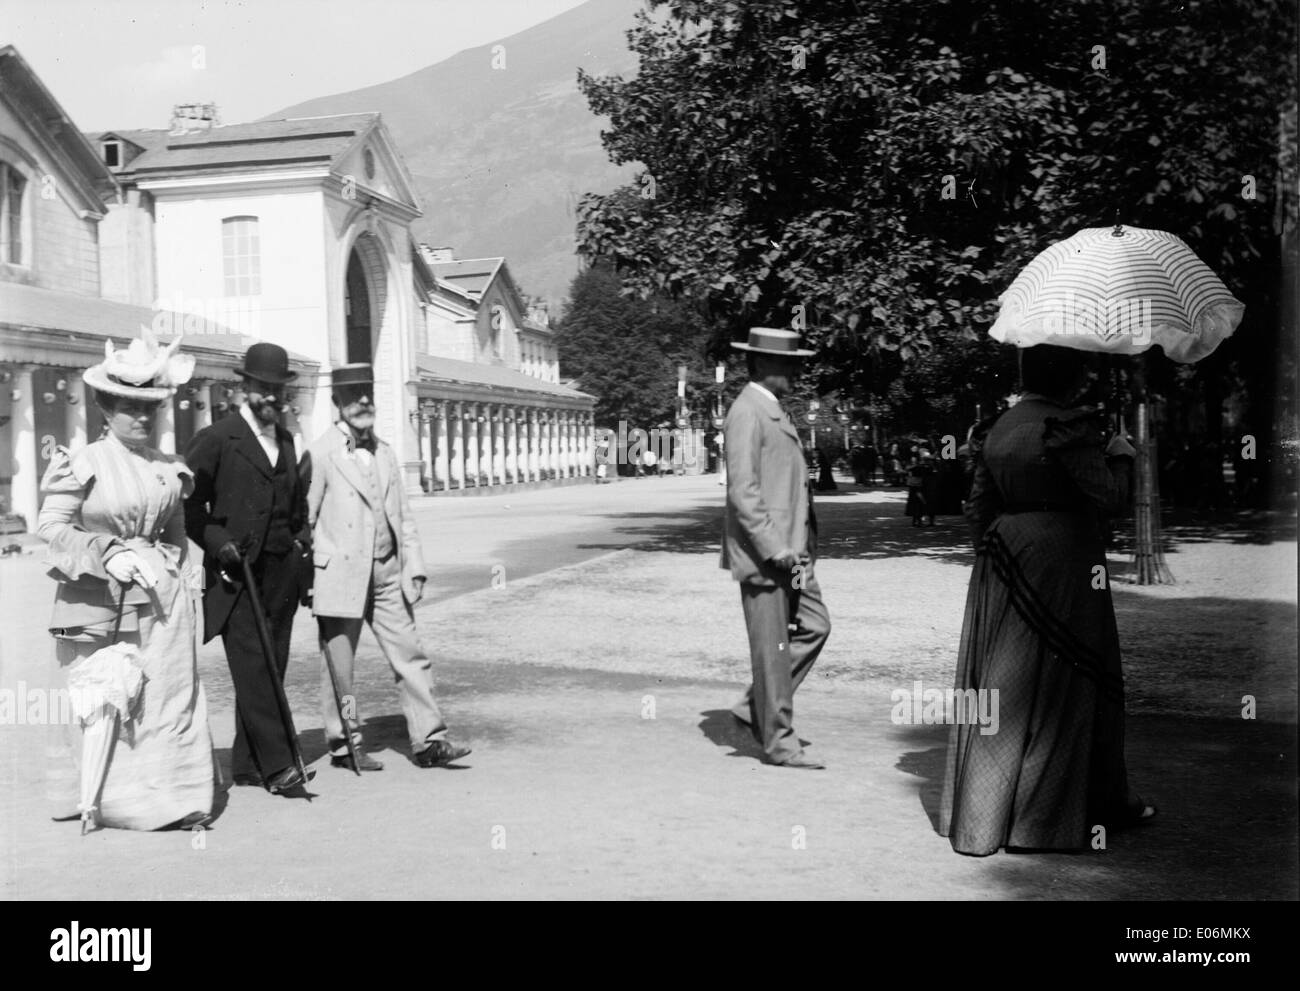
xmin=2 ymin=477 xmax=1294 ymax=899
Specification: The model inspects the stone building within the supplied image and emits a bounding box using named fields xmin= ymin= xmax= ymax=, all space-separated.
xmin=0 ymin=45 xmax=319 ymax=531
xmin=0 ymin=45 xmax=594 ymax=530
xmin=412 ymin=246 xmax=595 ymax=492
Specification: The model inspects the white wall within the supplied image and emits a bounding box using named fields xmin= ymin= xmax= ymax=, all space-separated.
xmin=152 ymin=186 xmax=330 ymax=356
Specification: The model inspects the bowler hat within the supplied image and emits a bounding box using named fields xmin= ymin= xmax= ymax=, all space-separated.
xmin=241 ymin=342 xmax=297 ymax=384
xmin=730 ymin=327 xmax=815 ymax=358
xmin=330 ymin=363 xmax=375 ymax=388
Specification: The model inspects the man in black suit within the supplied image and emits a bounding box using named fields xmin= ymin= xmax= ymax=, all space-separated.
xmin=185 ymin=343 xmax=311 ymax=793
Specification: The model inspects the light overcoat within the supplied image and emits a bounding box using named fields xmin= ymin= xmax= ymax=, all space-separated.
xmin=302 ymin=425 xmax=427 ymax=619
xmin=719 ymin=382 xmax=817 ymax=586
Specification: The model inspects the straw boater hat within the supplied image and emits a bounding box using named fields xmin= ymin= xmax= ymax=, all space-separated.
xmin=83 ymin=328 xmax=195 ymax=403
xmin=329 ymin=363 xmax=374 ymax=388
xmin=730 ymin=327 xmax=816 ymax=358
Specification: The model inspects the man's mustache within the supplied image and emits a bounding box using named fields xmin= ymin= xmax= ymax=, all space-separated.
xmin=251 ymin=398 xmax=282 ymax=415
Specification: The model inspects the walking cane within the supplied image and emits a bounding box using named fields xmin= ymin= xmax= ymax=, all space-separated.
xmin=320 ymin=637 xmax=362 ymax=775
xmin=239 ymin=556 xmax=309 ymax=785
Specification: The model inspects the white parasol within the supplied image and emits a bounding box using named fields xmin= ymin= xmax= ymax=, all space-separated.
xmin=65 ymin=642 xmax=144 ymax=834
xmin=989 ymin=225 xmax=1245 ymax=363
xmin=988 ymin=223 xmax=1246 ymax=584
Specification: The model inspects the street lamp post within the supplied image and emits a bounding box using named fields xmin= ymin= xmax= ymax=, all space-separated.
xmin=805 ymin=399 xmax=820 ymax=480
xmin=673 ymin=363 xmax=688 ymax=475
xmin=713 ymin=362 xmax=725 ymax=474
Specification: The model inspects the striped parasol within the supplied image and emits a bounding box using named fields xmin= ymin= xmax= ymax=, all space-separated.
xmin=989 ymin=225 xmax=1244 ymax=363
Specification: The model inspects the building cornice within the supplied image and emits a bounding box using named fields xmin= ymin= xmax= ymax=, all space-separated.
xmin=137 ymin=167 xmax=333 ymax=194
xmin=0 ymin=326 xmax=321 ymax=380
xmin=414 ymin=376 xmax=594 ymax=410
xmin=324 ymin=174 xmax=420 ymax=222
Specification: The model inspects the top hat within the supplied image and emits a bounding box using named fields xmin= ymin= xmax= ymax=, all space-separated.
xmin=83 ymin=327 xmax=195 ymax=403
xmin=241 ymin=342 xmax=297 ymax=385
xmin=729 ymin=327 xmax=816 ymax=358
xmin=330 ymin=363 xmax=375 ymax=389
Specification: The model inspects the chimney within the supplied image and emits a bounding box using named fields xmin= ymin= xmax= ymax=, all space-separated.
xmin=170 ymin=102 xmax=219 ymax=135
xmin=419 ymin=244 xmax=455 ymax=264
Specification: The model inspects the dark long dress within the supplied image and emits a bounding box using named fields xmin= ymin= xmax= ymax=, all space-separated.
xmin=938 ymin=396 xmax=1141 ymax=855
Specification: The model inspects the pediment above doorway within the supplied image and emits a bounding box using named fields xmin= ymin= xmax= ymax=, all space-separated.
xmin=332 ymin=120 xmax=420 ymax=218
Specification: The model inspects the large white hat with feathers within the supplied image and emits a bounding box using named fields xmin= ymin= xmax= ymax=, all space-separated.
xmin=83 ymin=327 xmax=195 ymax=402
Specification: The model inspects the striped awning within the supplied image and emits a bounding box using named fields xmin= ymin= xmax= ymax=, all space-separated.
xmin=989 ymin=226 xmax=1244 ymax=363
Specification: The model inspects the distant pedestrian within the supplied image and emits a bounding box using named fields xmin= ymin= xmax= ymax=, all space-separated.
xmin=863 ymin=444 xmax=878 ymax=485
xmin=905 ymin=450 xmax=936 ymax=526
xmin=595 ymin=435 xmax=611 ymax=483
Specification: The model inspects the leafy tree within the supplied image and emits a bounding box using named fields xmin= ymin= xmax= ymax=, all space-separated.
xmin=556 ymin=260 xmax=718 ymax=428
xmin=576 ymin=0 xmax=1297 ymax=487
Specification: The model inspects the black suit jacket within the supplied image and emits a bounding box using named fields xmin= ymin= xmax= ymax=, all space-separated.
xmin=184 ymin=410 xmax=309 ymax=642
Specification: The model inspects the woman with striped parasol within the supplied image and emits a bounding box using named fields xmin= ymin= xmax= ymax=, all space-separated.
xmin=939 ymin=225 xmax=1243 ymax=854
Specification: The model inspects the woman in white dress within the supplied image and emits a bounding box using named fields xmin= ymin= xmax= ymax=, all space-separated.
xmin=38 ymin=330 xmax=214 ymax=830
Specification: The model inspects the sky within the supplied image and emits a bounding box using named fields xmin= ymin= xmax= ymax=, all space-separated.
xmin=1 ymin=0 xmax=589 ymax=131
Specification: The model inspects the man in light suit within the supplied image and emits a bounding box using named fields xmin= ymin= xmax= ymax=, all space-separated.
xmin=721 ymin=328 xmax=831 ymax=769
xmin=300 ymin=364 xmax=470 ymax=771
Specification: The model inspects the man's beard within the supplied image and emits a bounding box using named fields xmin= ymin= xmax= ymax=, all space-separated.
xmin=251 ymin=399 xmax=280 ymax=424
xmin=346 ymin=409 xmax=375 ymax=432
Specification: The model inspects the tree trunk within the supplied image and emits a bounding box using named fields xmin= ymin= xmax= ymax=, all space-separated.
xmin=1132 ymin=399 xmax=1175 ymax=584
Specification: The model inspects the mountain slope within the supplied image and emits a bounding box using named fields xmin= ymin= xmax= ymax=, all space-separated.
xmin=266 ymin=0 xmax=644 ymax=304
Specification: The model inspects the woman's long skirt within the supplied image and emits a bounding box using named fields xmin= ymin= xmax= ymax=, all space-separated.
xmin=938 ymin=511 xmax=1134 ymax=855
xmin=45 ymin=578 xmax=215 ymax=830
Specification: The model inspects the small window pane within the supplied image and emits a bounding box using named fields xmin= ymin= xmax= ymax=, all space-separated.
xmin=222 ymin=216 xmax=260 ymax=296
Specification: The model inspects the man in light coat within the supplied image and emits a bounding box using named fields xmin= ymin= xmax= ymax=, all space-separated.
xmin=301 ymin=363 xmax=471 ymax=771
xmin=721 ymin=328 xmax=831 ymax=769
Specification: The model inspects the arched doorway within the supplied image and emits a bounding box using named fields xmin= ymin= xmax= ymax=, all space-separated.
xmin=344 ymin=249 xmax=372 ymax=364
xmin=339 ymin=230 xmax=402 ymax=458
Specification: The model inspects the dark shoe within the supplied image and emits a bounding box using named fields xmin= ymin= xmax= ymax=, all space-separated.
xmin=1113 ymin=800 xmax=1158 ymax=827
xmin=232 ymin=772 xmax=263 ymax=787
xmin=331 ymin=751 xmax=384 ymax=772
xmin=172 ymin=811 xmax=213 ymax=829
xmin=266 ymin=765 xmax=306 ymax=793
xmin=415 ymin=740 xmax=472 ymax=767
xmin=769 ymin=752 xmax=826 ymax=770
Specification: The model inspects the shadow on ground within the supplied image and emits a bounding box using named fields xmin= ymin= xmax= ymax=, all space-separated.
xmin=574 ymin=490 xmax=979 ymax=567
xmin=892 ymin=716 xmax=1298 ymax=899
xmin=1112 ymin=507 xmax=1297 ymax=554
xmin=697 ymin=708 xmax=766 ymax=763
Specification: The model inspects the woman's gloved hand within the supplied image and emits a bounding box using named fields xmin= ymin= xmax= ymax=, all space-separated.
xmin=104 ymin=549 xmax=158 ymax=589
